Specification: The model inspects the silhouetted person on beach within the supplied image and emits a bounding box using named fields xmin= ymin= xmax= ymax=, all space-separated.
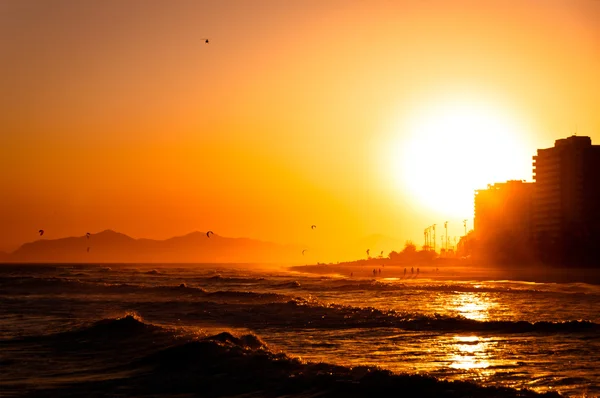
xmin=417 ymin=268 xmax=420 ymax=275
xmin=411 ymin=267 xmax=414 ymax=275
xmin=378 ymin=268 xmax=381 ymax=275
xmin=350 ymin=272 xmax=353 ymax=278
xmin=404 ymin=268 xmax=407 ymax=277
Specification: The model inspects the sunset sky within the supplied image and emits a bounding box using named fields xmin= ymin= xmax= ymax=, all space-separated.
xmin=1 ymin=0 xmax=599 ymax=256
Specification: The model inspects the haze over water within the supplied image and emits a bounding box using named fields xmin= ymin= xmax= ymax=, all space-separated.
xmin=1 ymin=263 xmax=599 ymax=397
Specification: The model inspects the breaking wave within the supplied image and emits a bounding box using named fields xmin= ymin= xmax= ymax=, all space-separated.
xmin=320 ymin=279 xmax=600 ymax=297
xmin=181 ymin=299 xmax=600 ymax=334
xmin=1 ymin=316 xmax=559 ymax=398
xmin=0 ymin=276 xmax=290 ymax=302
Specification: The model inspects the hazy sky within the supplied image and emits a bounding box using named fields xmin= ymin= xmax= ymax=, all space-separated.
xmin=1 ymin=0 xmax=599 ymax=255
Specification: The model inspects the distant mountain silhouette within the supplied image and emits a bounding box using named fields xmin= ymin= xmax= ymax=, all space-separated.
xmin=3 ymin=230 xmax=304 ymax=264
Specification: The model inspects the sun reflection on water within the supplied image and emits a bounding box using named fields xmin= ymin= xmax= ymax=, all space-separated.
xmin=445 ymin=293 xmax=495 ymax=372
xmin=449 ymin=335 xmax=492 ymax=370
xmin=451 ymin=292 xmax=493 ymax=321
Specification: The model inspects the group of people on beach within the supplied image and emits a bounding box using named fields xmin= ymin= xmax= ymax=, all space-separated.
xmin=350 ymin=266 xmax=440 ymax=278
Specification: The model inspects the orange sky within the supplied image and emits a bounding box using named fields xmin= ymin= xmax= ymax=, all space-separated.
xmin=1 ymin=0 xmax=599 ymax=257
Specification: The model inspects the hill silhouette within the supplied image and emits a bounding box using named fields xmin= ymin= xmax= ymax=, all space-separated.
xmin=3 ymin=230 xmax=304 ymax=264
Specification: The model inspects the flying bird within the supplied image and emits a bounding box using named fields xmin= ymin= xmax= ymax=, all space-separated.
xmin=38 ymin=230 xmax=44 ymax=236
xmin=311 ymin=225 xmax=316 ymax=229
xmin=86 ymin=232 xmax=91 ymax=239
xmin=206 ymin=231 xmax=214 ymax=238
xmin=204 ymin=39 xmax=209 ymax=44
xmin=366 ymin=249 xmax=370 ymax=256
xmin=302 ymin=249 xmax=307 ymax=255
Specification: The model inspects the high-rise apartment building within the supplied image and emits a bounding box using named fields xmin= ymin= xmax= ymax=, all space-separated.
xmin=474 ymin=180 xmax=534 ymax=262
xmin=532 ymin=136 xmax=600 ymax=264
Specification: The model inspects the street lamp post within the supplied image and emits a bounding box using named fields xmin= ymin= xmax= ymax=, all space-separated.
xmin=444 ymin=221 xmax=448 ymax=252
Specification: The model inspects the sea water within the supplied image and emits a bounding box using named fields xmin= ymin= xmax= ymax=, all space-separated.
xmin=0 ymin=263 xmax=598 ymax=397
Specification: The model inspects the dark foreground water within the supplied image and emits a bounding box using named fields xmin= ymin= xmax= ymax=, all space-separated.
xmin=1 ymin=263 xmax=598 ymax=397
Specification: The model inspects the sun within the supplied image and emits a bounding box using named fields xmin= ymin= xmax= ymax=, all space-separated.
xmin=390 ymin=99 xmax=532 ymax=218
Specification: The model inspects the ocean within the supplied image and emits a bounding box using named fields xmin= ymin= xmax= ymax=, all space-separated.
xmin=1 ymin=263 xmax=598 ymax=397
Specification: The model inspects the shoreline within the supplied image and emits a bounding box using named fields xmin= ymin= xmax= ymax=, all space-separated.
xmin=288 ymin=261 xmax=600 ymax=284
xmin=2 ymin=260 xmax=599 ymax=285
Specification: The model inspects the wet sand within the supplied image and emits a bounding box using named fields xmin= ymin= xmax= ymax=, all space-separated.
xmin=289 ymin=261 xmax=600 ymax=284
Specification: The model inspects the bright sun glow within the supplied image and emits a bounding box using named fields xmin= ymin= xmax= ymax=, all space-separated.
xmin=391 ymin=100 xmax=532 ymax=218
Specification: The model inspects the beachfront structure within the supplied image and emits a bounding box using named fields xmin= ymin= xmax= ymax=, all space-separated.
xmin=474 ymin=181 xmax=535 ymax=261
xmin=532 ymin=136 xmax=600 ymax=265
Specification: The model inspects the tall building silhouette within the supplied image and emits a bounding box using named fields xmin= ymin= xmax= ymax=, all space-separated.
xmin=532 ymin=136 xmax=600 ymax=265
xmin=474 ymin=180 xmax=534 ymax=262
